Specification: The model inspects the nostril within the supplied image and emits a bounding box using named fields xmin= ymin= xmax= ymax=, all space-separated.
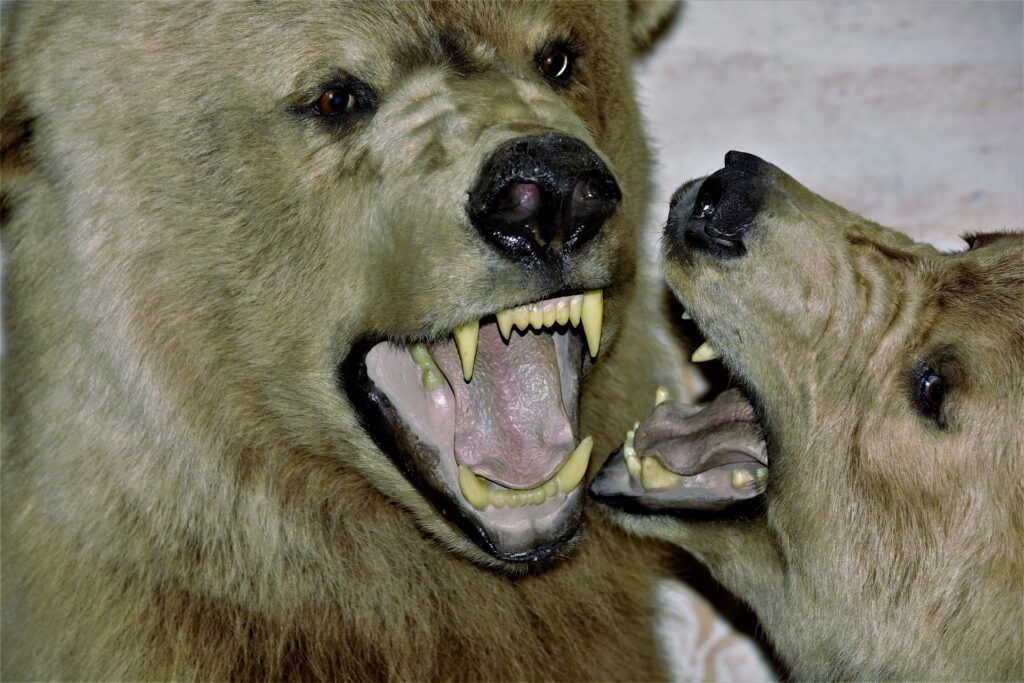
xmin=571 ymin=173 xmax=621 ymax=208
xmin=497 ymin=182 xmax=543 ymax=219
xmin=690 ymin=176 xmax=723 ymax=220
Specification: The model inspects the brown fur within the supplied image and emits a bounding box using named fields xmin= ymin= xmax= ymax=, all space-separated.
xmin=0 ymin=2 xmax=682 ymax=679
xmin=606 ymin=159 xmax=1024 ymax=680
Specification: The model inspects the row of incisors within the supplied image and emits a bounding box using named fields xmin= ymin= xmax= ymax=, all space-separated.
xmin=624 ymin=425 xmax=680 ymax=491
xmin=730 ymin=466 xmax=769 ymax=491
xmin=622 ymin=387 xmax=670 ymax=478
xmin=457 ymin=436 xmax=593 ymax=510
xmin=453 ymin=290 xmax=603 ymax=382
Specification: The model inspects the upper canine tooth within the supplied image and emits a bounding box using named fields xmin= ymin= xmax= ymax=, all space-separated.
xmin=458 ymin=466 xmax=491 ymax=510
xmin=581 ymin=290 xmax=603 ymax=357
xmin=453 ymin=320 xmax=480 ymax=381
xmin=556 ymin=436 xmax=593 ymax=493
xmin=681 ymin=310 xmax=692 ymax=320
xmin=569 ymin=296 xmax=583 ymax=326
xmin=691 ymin=341 xmax=720 ymax=363
xmin=655 ymin=386 xmax=671 ymax=406
xmin=496 ymin=310 xmax=514 ymax=340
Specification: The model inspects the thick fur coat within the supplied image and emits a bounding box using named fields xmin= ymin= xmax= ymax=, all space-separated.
xmin=599 ymin=153 xmax=1024 ymax=681
xmin=1 ymin=2 xmax=682 ymax=679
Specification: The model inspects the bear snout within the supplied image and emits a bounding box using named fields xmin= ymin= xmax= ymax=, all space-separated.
xmin=466 ymin=133 xmax=621 ymax=262
xmin=666 ymin=150 xmax=767 ymax=259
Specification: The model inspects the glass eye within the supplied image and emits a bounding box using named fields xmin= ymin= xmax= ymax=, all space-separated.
xmin=539 ymin=46 xmax=574 ymax=82
xmin=317 ymin=88 xmax=356 ymax=116
xmin=918 ymin=371 xmax=946 ymax=416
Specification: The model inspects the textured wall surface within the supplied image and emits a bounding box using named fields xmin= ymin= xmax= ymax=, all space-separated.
xmin=636 ymin=1 xmax=1024 ymax=250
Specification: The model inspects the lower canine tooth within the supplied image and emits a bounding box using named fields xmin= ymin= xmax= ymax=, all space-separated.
xmin=641 ymin=457 xmax=680 ymax=490
xmin=453 ymin=320 xmax=480 ymax=381
xmin=626 ymin=455 xmax=641 ymax=477
xmin=458 ymin=466 xmax=491 ymax=510
xmin=691 ymin=341 xmax=720 ymax=363
xmin=422 ymin=368 xmax=445 ymax=391
xmin=556 ymin=436 xmax=593 ymax=493
xmin=731 ymin=468 xmax=754 ymax=489
xmin=581 ymin=290 xmax=603 ymax=357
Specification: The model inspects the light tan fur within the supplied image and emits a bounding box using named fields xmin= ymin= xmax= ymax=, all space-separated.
xmin=0 ymin=2 xmax=682 ymax=679
xmin=607 ymin=160 xmax=1024 ymax=680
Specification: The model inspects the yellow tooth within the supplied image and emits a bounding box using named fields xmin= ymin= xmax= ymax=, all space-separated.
xmin=422 ymin=368 xmax=445 ymax=391
xmin=410 ymin=343 xmax=432 ymax=365
xmin=581 ymin=290 xmax=603 ymax=357
xmin=731 ymin=468 xmax=754 ymax=489
xmin=496 ymin=310 xmax=514 ymax=340
xmin=681 ymin=310 xmax=692 ymax=320
xmin=514 ymin=306 xmax=530 ymax=330
xmin=543 ymin=479 xmax=558 ymax=497
xmin=528 ymin=488 xmax=546 ymax=505
xmin=542 ymin=305 xmax=557 ymax=328
xmin=655 ymin=386 xmax=671 ymax=406
xmin=556 ymin=436 xmax=593 ymax=493
xmin=641 ymin=457 xmax=680 ymax=490
xmin=529 ymin=305 xmax=544 ymax=329
xmin=626 ymin=455 xmax=641 ymax=478
xmin=556 ymin=301 xmax=570 ymax=325
xmin=453 ymin=320 xmax=480 ymax=381
xmin=569 ymin=296 xmax=582 ymax=326
xmin=458 ymin=466 xmax=491 ymax=510
xmin=691 ymin=341 xmax=720 ymax=363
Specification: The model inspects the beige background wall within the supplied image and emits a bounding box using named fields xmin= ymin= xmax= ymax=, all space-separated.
xmin=636 ymin=1 xmax=1024 ymax=251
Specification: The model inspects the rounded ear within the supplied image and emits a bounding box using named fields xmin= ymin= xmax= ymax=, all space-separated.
xmin=628 ymin=0 xmax=680 ymax=54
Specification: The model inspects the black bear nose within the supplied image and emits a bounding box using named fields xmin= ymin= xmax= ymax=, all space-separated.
xmin=467 ymin=134 xmax=621 ymax=261
xmin=668 ymin=150 xmax=765 ymax=258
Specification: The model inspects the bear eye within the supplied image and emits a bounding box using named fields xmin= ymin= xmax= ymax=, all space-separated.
xmin=538 ymin=45 xmax=575 ymax=84
xmin=317 ymin=87 xmax=357 ymax=116
xmin=301 ymin=77 xmax=377 ymax=125
xmin=914 ymin=368 xmax=946 ymax=421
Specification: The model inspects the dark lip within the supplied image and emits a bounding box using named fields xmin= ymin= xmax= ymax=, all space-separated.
xmin=337 ymin=324 xmax=589 ymax=565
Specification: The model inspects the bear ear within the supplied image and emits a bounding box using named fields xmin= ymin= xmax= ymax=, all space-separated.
xmin=628 ymin=0 xmax=680 ymax=54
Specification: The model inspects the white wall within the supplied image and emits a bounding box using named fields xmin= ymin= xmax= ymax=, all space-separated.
xmin=635 ymin=0 xmax=1024 ymax=250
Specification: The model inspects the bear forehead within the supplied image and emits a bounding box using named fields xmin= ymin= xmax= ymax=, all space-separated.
xmin=161 ymin=2 xmax=627 ymax=93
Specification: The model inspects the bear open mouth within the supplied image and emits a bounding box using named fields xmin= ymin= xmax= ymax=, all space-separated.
xmin=591 ymin=314 xmax=770 ymax=514
xmin=343 ymin=291 xmax=604 ymax=563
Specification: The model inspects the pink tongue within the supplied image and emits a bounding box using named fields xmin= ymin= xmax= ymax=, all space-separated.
xmin=430 ymin=325 xmax=574 ymax=489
